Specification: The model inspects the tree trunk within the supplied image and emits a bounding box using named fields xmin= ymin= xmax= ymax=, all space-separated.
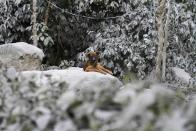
xmin=155 ymin=0 xmax=165 ymax=81
xmin=44 ymin=0 xmax=51 ymax=26
xmin=162 ymin=1 xmax=171 ymax=81
xmin=32 ymin=0 xmax=38 ymax=46
xmin=155 ymin=0 xmax=171 ymax=82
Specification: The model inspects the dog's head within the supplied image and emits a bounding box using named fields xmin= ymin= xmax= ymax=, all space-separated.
xmin=86 ymin=51 xmax=100 ymax=64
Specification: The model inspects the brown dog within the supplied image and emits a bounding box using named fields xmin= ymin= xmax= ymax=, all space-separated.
xmin=83 ymin=51 xmax=113 ymax=75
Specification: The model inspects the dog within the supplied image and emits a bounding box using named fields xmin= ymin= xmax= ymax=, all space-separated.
xmin=83 ymin=51 xmax=113 ymax=75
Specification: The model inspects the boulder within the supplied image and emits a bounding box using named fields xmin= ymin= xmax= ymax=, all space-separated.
xmin=19 ymin=67 xmax=123 ymax=90
xmin=0 ymin=42 xmax=44 ymax=71
xmin=171 ymin=67 xmax=192 ymax=84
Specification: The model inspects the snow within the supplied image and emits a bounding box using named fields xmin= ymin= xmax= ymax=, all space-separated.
xmin=156 ymin=110 xmax=187 ymax=131
xmin=113 ymin=87 xmax=136 ymax=104
xmin=6 ymin=67 xmax=17 ymax=80
xmin=19 ymin=67 xmax=123 ymax=90
xmin=0 ymin=42 xmax=44 ymax=60
xmin=172 ymin=67 xmax=192 ymax=84
xmin=54 ymin=120 xmax=76 ymax=131
xmin=115 ymin=88 xmax=155 ymax=127
xmin=57 ymin=91 xmax=77 ymax=111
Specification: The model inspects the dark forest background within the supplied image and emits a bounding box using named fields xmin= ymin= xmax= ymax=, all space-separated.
xmin=0 ymin=0 xmax=195 ymax=81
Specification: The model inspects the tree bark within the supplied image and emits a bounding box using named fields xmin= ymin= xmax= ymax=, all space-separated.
xmin=32 ymin=0 xmax=38 ymax=46
xmin=155 ymin=0 xmax=170 ymax=82
xmin=162 ymin=1 xmax=171 ymax=81
xmin=155 ymin=0 xmax=165 ymax=81
xmin=44 ymin=0 xmax=51 ymax=26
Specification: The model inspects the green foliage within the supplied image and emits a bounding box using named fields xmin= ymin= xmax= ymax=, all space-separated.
xmin=122 ymin=71 xmax=138 ymax=84
xmin=175 ymin=90 xmax=186 ymax=101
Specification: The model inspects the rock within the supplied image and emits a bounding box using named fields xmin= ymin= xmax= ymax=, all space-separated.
xmin=6 ymin=67 xmax=17 ymax=80
xmin=171 ymin=67 xmax=192 ymax=84
xmin=0 ymin=42 xmax=44 ymax=71
xmin=19 ymin=67 xmax=123 ymax=90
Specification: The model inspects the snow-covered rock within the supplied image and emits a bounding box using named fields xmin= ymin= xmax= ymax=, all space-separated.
xmin=19 ymin=67 xmax=123 ymax=90
xmin=0 ymin=42 xmax=44 ymax=71
xmin=171 ymin=67 xmax=192 ymax=84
